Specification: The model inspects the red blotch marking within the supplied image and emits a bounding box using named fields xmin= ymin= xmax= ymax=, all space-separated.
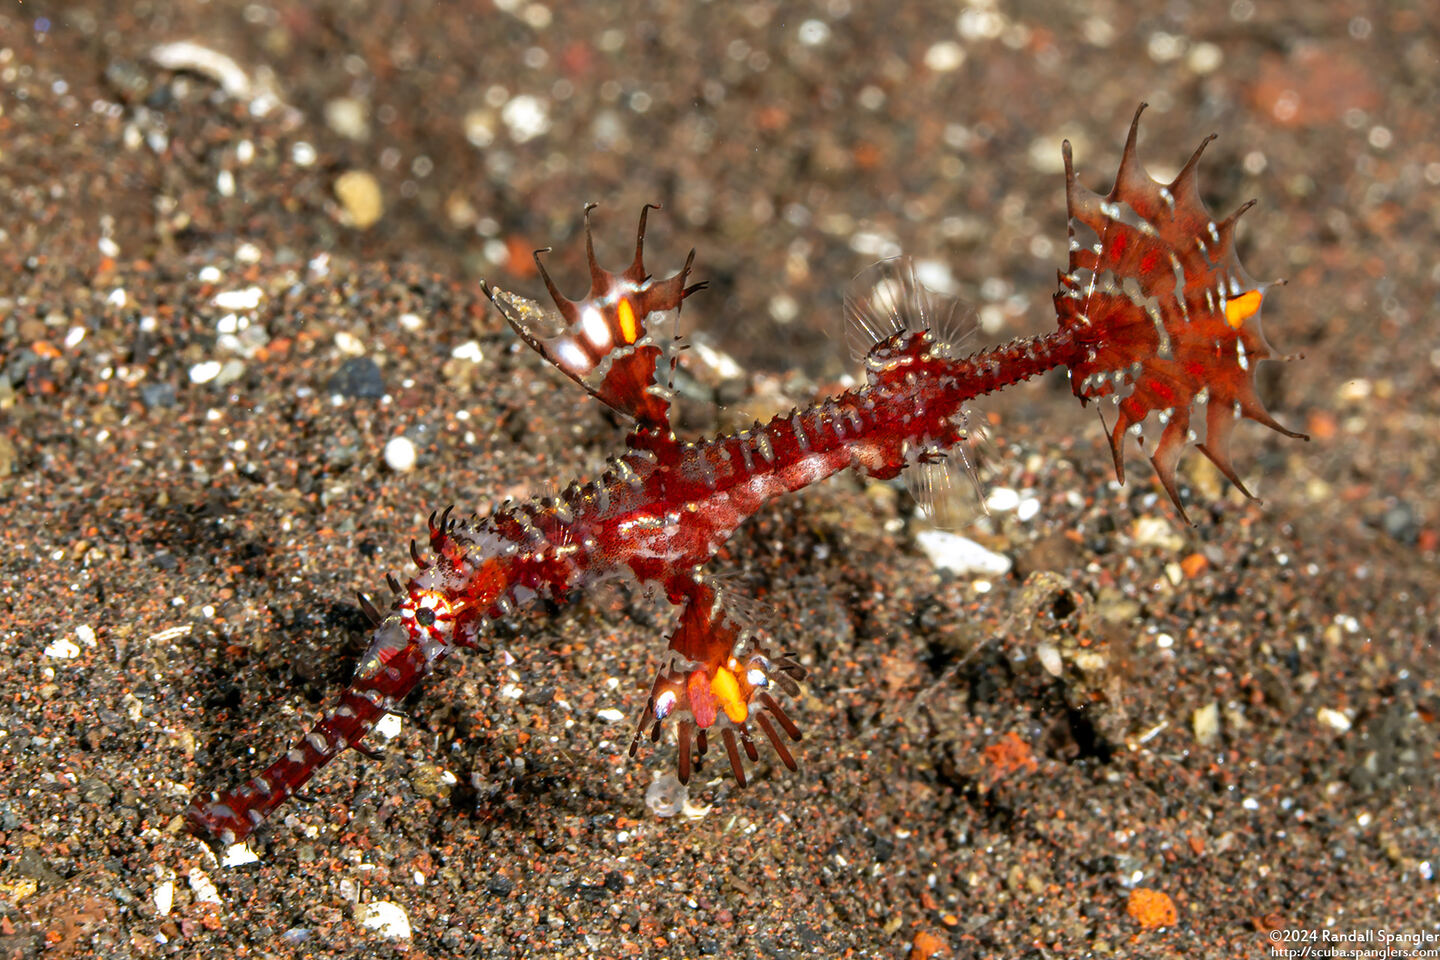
xmin=1109 ymin=231 xmax=1128 ymax=260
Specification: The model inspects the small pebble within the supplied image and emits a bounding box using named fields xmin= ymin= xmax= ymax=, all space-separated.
xmin=450 ymin=340 xmax=484 ymax=362
xmin=1132 ymin=516 xmax=1185 ymax=551
xmin=1035 ymin=642 xmax=1063 ymax=678
xmin=327 ymin=356 xmax=386 ymax=398
xmin=43 ymin=637 xmax=81 ymax=659
xmin=153 ymin=880 xmax=174 ymax=917
xmin=140 ymin=382 xmax=177 ymax=409
xmin=212 ymin=286 xmax=263 ymax=310
xmin=985 ymin=487 xmax=1020 ymax=512
xmin=914 ymin=529 xmax=1012 ymax=576
xmin=189 ymin=360 xmax=222 ymax=385
xmin=355 ymin=901 xmax=412 ymax=939
xmin=384 ymin=436 xmax=417 ymax=472
xmin=373 ymin=714 xmax=404 ymax=739
xmin=1192 ymin=701 xmax=1221 ymax=746
xmin=334 ymin=170 xmax=384 ymax=229
xmin=221 ymin=843 xmax=260 ymax=867
xmin=188 ymin=869 xmax=221 ymax=905
xmin=325 ymin=97 xmax=371 ymax=140
xmin=501 ymin=94 xmax=550 ymax=143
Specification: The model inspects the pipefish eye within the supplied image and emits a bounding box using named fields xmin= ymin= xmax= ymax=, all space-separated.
xmin=415 ymin=607 xmax=436 ymax=627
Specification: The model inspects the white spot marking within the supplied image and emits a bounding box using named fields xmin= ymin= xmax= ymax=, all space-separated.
xmin=555 ymin=338 xmax=590 ymax=374
xmin=581 ymin=306 xmax=611 ymax=350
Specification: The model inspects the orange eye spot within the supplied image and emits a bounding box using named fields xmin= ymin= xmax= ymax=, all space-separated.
xmin=617 ymin=297 xmax=638 ymax=344
xmin=710 ymin=666 xmax=748 ymax=724
xmin=1224 ymin=289 xmax=1262 ymax=329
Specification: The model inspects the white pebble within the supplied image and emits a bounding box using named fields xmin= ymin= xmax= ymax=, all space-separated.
xmin=373 ymin=713 xmax=404 ymax=739
xmin=450 ymin=340 xmax=484 ymax=362
xmin=384 ymin=436 xmax=417 ymax=472
xmin=153 ymin=880 xmax=174 ymax=917
xmin=501 ymin=94 xmax=550 ymax=143
xmin=43 ymin=637 xmax=81 ymax=659
xmin=1317 ymin=707 xmax=1352 ymax=733
xmin=333 ymin=330 xmax=365 ymax=356
xmin=595 ymin=708 xmax=627 ymax=724
xmin=914 ymin=529 xmax=1012 ymax=576
xmin=985 ymin=487 xmax=1020 ymax=512
xmin=1036 ymin=641 xmax=1064 ymax=677
xmin=106 ymin=288 xmax=127 ymax=307
xmin=1015 ymin=497 xmax=1040 ymax=522
xmin=355 ymin=901 xmax=412 ymax=939
xmin=188 ymin=869 xmax=221 ymax=905
xmin=198 ymin=265 xmax=223 ymax=283
xmin=75 ymin=625 xmax=97 ymax=647
xmin=220 ymin=842 xmax=260 ymax=867
xmin=1131 ymin=516 xmax=1184 ymax=551
xmin=797 ymin=19 xmax=830 ymax=46
xmin=189 ymin=360 xmax=222 ymax=384
xmin=212 ymin=286 xmax=263 ymax=310
xmin=924 ymin=41 xmax=966 ymax=72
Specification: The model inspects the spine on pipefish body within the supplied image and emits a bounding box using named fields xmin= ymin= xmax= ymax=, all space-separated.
xmin=188 ymin=104 xmax=1307 ymax=845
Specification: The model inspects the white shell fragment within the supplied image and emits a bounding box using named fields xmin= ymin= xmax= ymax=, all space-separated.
xmin=355 ymin=900 xmax=412 ymax=939
xmin=914 ymin=529 xmax=1012 ymax=576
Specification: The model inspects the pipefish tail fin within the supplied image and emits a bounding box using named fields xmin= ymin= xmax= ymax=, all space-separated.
xmin=1055 ymin=103 xmax=1307 ymax=523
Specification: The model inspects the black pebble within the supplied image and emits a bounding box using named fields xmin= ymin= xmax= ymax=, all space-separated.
xmin=326 ymin=357 xmax=386 ymax=398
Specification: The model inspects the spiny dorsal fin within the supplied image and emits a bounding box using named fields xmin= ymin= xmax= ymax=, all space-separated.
xmin=846 ymin=258 xmax=991 ymax=527
xmin=1055 ymin=103 xmax=1307 ymax=523
xmin=843 ymin=257 xmax=977 ymax=363
xmin=483 ymin=204 xmax=708 ymax=434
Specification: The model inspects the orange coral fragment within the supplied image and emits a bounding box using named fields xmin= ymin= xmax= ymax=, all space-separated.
xmin=909 ymin=930 xmax=949 ymax=959
xmin=982 ymin=731 xmax=1039 ymax=779
xmin=1127 ymin=887 xmax=1178 ymax=928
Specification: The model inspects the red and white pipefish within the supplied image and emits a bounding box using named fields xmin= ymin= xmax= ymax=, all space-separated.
xmin=188 ymin=105 xmax=1307 ymax=845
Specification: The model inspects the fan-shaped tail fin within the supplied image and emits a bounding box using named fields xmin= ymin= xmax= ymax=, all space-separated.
xmin=1055 ymin=104 xmax=1307 ymax=522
